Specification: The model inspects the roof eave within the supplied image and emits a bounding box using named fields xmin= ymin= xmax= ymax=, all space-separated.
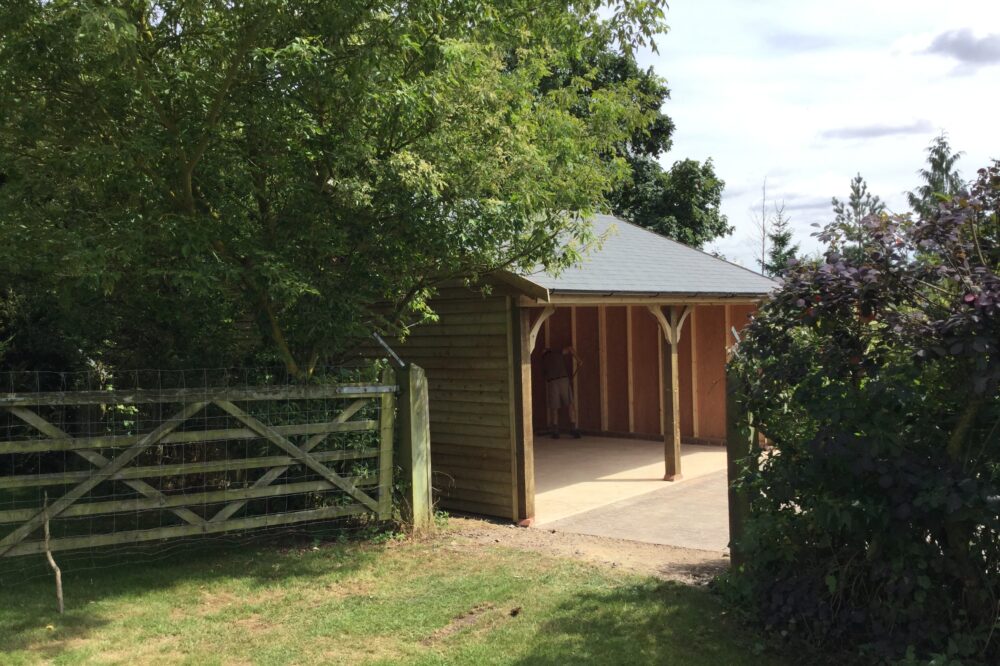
xmin=493 ymin=270 xmax=550 ymax=302
xmin=520 ymin=289 xmax=773 ymax=306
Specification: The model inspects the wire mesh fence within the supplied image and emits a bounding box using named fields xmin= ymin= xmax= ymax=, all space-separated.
xmin=0 ymin=367 xmax=397 ymax=587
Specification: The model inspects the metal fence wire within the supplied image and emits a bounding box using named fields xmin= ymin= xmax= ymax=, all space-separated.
xmin=0 ymin=368 xmax=396 ymax=566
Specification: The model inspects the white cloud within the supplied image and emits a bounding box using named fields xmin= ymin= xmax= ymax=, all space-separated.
xmin=639 ymin=0 xmax=1000 ymax=268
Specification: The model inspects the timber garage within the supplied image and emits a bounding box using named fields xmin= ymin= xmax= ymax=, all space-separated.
xmin=386 ymin=215 xmax=775 ymax=524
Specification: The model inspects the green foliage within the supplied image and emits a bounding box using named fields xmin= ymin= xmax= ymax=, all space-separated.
xmin=727 ymin=164 xmax=1000 ymax=664
xmin=907 ymin=132 xmax=966 ymax=219
xmin=761 ymin=205 xmax=799 ymax=277
xmin=830 ymin=173 xmax=886 ymax=260
xmin=0 ymin=1 xmax=666 ymax=376
xmin=610 ymin=156 xmax=732 ymax=248
xmin=552 ymin=47 xmax=731 ymax=248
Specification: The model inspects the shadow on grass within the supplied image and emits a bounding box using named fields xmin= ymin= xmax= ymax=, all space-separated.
xmin=0 ymin=528 xmax=379 ymax=654
xmin=513 ymin=580 xmax=775 ymax=666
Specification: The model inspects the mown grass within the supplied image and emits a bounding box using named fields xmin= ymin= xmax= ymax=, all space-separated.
xmin=0 ymin=529 xmax=786 ymax=665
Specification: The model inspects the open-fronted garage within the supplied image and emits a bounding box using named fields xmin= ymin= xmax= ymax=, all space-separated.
xmin=373 ymin=214 xmax=775 ymax=526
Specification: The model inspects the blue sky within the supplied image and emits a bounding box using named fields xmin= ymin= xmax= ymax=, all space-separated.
xmin=637 ymin=0 xmax=1000 ymax=268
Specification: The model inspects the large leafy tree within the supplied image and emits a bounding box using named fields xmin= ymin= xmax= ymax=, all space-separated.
xmin=610 ymin=156 xmax=730 ymax=247
xmin=907 ymin=132 xmax=965 ymax=218
xmin=550 ymin=48 xmax=730 ymax=247
xmin=0 ymin=0 xmax=666 ymax=376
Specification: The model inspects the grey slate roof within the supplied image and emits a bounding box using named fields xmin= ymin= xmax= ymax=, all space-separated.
xmin=519 ymin=214 xmax=776 ymax=297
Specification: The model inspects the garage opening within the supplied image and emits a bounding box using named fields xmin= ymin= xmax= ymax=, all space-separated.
xmin=524 ymin=303 xmax=751 ymax=549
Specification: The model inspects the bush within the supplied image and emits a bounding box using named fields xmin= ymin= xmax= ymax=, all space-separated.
xmin=726 ymin=164 xmax=1000 ymax=663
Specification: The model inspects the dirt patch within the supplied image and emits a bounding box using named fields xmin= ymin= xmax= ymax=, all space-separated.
xmin=443 ymin=516 xmax=728 ymax=585
xmin=322 ymin=579 xmax=375 ymax=599
xmin=233 ymin=613 xmax=273 ymax=633
xmin=423 ymin=603 xmax=495 ymax=645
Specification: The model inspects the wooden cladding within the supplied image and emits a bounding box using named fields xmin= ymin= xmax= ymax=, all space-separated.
xmin=382 ymin=290 xmax=518 ymax=521
xmin=528 ymin=303 xmax=757 ymax=443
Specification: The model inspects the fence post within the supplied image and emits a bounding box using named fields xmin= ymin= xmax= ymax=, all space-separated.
xmin=397 ymin=364 xmax=433 ymax=533
xmin=726 ymin=368 xmax=755 ymax=569
xmin=378 ymin=368 xmax=396 ymax=521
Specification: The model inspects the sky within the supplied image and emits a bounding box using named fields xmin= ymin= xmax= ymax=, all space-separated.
xmin=637 ymin=0 xmax=1000 ymax=269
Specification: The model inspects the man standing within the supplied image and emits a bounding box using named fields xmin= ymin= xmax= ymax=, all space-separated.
xmin=542 ymin=346 xmax=581 ymax=439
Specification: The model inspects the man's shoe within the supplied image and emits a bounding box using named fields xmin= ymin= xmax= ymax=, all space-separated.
xmin=550 ymin=431 xmax=560 ymax=439
xmin=571 ymin=429 xmax=581 ymax=439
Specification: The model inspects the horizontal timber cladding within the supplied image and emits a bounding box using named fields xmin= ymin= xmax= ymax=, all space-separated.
xmin=389 ymin=288 xmax=517 ymax=521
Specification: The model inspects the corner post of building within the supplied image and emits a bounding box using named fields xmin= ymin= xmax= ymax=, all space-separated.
xmin=513 ymin=305 xmax=536 ymax=525
xmin=648 ymin=305 xmax=692 ymax=482
xmin=397 ymin=363 xmax=433 ymax=534
xmin=725 ymin=367 xmax=754 ymax=568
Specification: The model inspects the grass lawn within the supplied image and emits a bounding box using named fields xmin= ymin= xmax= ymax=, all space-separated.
xmin=0 ymin=527 xmax=785 ymax=665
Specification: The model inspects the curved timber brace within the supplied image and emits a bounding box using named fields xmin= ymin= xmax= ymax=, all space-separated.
xmin=647 ymin=305 xmax=693 ymax=481
xmin=527 ymin=306 xmax=556 ymax=351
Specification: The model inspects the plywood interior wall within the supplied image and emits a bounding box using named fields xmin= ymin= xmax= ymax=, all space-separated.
xmin=574 ymin=307 xmax=602 ymax=431
xmin=603 ymin=307 xmax=630 ymax=432
xmin=528 ymin=303 xmax=758 ymax=444
xmin=629 ymin=307 xmax=661 ymax=435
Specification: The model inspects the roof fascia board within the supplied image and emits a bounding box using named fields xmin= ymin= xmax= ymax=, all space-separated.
xmin=518 ymin=293 xmax=768 ymax=307
xmin=493 ymin=270 xmax=550 ymax=302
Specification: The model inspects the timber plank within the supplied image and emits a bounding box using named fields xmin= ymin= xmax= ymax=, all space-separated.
xmin=0 ymin=478 xmax=375 ymax=525
xmin=0 ymin=385 xmax=391 ymax=408
xmin=0 ymin=448 xmax=379 ymax=490
xmin=0 ymin=420 xmax=378 ymax=455
xmin=3 ymin=504 xmax=367 ymax=557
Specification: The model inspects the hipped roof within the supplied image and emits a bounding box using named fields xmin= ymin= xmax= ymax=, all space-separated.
xmin=505 ymin=214 xmax=777 ymax=301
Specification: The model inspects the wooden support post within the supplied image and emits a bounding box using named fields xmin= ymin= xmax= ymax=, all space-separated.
xmin=377 ymin=368 xmax=396 ymax=521
xmin=648 ymin=305 xmax=692 ymax=482
xmin=398 ymin=364 xmax=433 ymax=533
xmin=665 ymin=320 xmax=683 ymax=480
xmin=514 ymin=307 xmax=535 ymax=525
xmin=725 ymin=368 xmax=755 ymax=568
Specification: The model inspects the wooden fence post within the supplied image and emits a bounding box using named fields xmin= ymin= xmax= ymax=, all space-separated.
xmin=726 ymin=368 xmax=755 ymax=568
xmin=378 ymin=368 xmax=396 ymax=521
xmin=397 ymin=364 xmax=433 ymax=533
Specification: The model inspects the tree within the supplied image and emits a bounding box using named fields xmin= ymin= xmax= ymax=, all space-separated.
xmin=554 ymin=48 xmax=731 ymax=248
xmin=729 ymin=162 xmax=1000 ymax=662
xmin=0 ymin=1 xmax=667 ymax=376
xmin=749 ymin=178 xmax=770 ymax=271
xmin=609 ymin=156 xmax=730 ymax=247
xmin=907 ymin=132 xmax=965 ymax=218
xmin=762 ymin=203 xmax=798 ymax=277
xmin=830 ymin=174 xmax=886 ymax=258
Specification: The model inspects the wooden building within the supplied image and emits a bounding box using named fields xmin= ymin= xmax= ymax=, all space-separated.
xmin=385 ymin=215 xmax=775 ymax=523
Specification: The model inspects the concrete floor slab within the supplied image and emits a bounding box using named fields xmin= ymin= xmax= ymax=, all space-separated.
xmin=533 ymin=436 xmax=726 ymax=525
xmin=539 ymin=470 xmax=731 ymax=552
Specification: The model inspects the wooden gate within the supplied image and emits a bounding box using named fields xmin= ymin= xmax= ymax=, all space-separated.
xmin=0 ymin=377 xmax=396 ymax=558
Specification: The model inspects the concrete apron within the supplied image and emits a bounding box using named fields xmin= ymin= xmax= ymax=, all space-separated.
xmin=532 ymin=436 xmax=730 ymax=552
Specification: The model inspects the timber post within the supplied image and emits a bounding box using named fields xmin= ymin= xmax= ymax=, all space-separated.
xmin=397 ymin=363 xmax=434 ymax=534
xmin=648 ymin=305 xmax=692 ymax=481
xmin=725 ymin=368 xmax=754 ymax=568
